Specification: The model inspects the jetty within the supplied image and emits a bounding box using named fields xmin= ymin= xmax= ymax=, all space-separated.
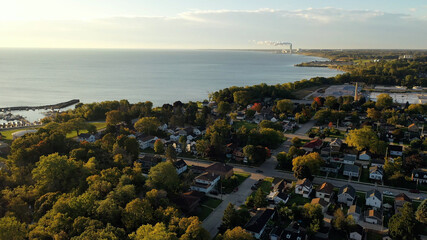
xmin=0 ymin=99 xmax=80 ymax=112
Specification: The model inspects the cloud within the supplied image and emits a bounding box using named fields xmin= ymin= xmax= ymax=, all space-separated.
xmin=0 ymin=8 xmax=425 ymax=49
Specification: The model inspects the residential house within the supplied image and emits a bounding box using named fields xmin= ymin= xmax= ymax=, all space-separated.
xmin=394 ymin=193 xmax=412 ymax=214
xmin=330 ymin=138 xmax=343 ymax=152
xmin=315 ymin=182 xmax=334 ymax=203
xmin=311 ymin=198 xmax=329 ymax=213
xmin=349 ymin=225 xmax=364 ymax=240
xmin=190 ymin=172 xmax=220 ymax=193
xmin=280 ymin=222 xmax=307 ymax=240
xmin=158 ymin=123 xmax=168 ymax=131
xmin=369 ymin=166 xmax=384 ymax=181
xmin=371 ymin=158 xmax=385 ymax=167
xmin=407 ymin=123 xmax=419 ymax=132
xmin=269 ymin=227 xmax=284 ymax=240
xmin=366 ymin=190 xmax=382 ymax=209
xmin=190 ymin=165 xmax=206 ymax=175
xmin=388 ymin=145 xmax=403 ymax=157
xmin=205 ymin=162 xmax=234 ymax=179
xmin=364 ymin=209 xmax=382 ymax=225
xmin=343 ymin=164 xmax=360 ymax=178
xmin=412 ymin=168 xmax=427 ymax=184
xmin=347 ymin=205 xmax=362 ymax=222
xmin=233 ymin=149 xmax=247 ymax=163
xmin=267 ymin=179 xmax=289 ymax=205
xmin=172 ymin=159 xmax=188 ymax=175
xmin=138 ymin=135 xmax=158 ymax=149
xmin=174 ymin=191 xmax=203 ymax=214
xmin=78 ymin=133 xmax=97 ymax=143
xmin=343 ymin=154 xmax=357 ymax=165
xmin=338 ymin=185 xmax=356 ymax=206
xmin=302 ymin=139 xmax=323 ymax=152
xmin=320 ymin=163 xmax=340 ymax=174
xmin=244 ymin=208 xmax=275 ymax=239
xmin=137 ymin=155 xmax=162 ymax=171
xmin=295 ymin=178 xmax=313 ymax=198
xmin=358 ymin=151 xmax=371 ymax=161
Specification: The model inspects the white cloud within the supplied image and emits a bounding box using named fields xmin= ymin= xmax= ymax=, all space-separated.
xmin=0 ymin=8 xmax=425 ymax=49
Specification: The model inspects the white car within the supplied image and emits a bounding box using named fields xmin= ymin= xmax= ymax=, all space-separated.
xmin=383 ymin=190 xmax=394 ymax=196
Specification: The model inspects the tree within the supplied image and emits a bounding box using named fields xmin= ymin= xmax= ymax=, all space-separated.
xmin=345 ymin=126 xmax=385 ymax=154
xmin=332 ymin=209 xmax=354 ymax=232
xmin=32 ymin=153 xmax=82 ymax=193
xmin=366 ymin=108 xmax=381 ymax=121
xmin=122 ymin=198 xmax=154 ymax=231
xmin=134 ymin=117 xmax=161 ymax=135
xmin=291 ymin=137 xmax=302 ymax=147
xmin=415 ymin=199 xmax=427 ymax=224
xmin=276 ymin=99 xmax=294 ymax=113
xmin=218 ymin=101 xmax=232 ymax=116
xmin=292 ymin=152 xmax=324 ymax=176
xmin=233 ymin=91 xmax=251 ymax=106
xmin=0 ymin=216 xmax=27 ymax=240
xmin=195 ymin=139 xmax=210 ymax=158
xmin=129 ymin=223 xmax=176 ymax=240
xmin=221 ymin=227 xmax=254 ymax=240
xmin=243 ymin=145 xmax=267 ymax=164
xmin=375 ymin=93 xmax=393 ymax=109
xmin=403 ymin=154 xmax=424 ymax=174
xmin=389 ymin=203 xmax=418 ymax=240
xmin=146 ymin=161 xmax=179 ymax=193
xmin=179 ymin=217 xmax=210 ymax=240
xmin=221 ymin=203 xmax=238 ymax=231
xmin=154 ymin=140 xmax=165 ymax=154
xmin=324 ymin=96 xmax=337 ymax=109
xmin=294 ymin=165 xmax=312 ymax=180
xmin=253 ymin=188 xmax=267 ymax=208
xmin=106 ymin=110 xmax=123 ymax=125
xmin=165 ymin=145 xmax=177 ymax=160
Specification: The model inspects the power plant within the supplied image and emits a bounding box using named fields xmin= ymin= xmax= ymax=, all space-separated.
xmin=257 ymin=41 xmax=293 ymax=54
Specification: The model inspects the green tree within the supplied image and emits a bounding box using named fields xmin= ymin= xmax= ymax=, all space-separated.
xmin=221 ymin=203 xmax=238 ymax=231
xmin=276 ymin=99 xmax=294 ymax=113
xmin=366 ymin=108 xmax=381 ymax=121
xmin=154 ymin=139 xmax=165 ymax=154
xmin=106 ymin=110 xmax=123 ymax=125
xmin=415 ymin=199 xmax=427 ymax=224
xmin=294 ymin=164 xmax=312 ymax=180
xmin=122 ymin=198 xmax=154 ymax=231
xmin=146 ymin=161 xmax=180 ymax=193
xmin=345 ymin=126 xmax=385 ymax=154
xmin=291 ymin=137 xmax=302 ymax=147
xmin=292 ymin=152 xmax=324 ymax=176
xmin=179 ymin=217 xmax=210 ymax=240
xmin=165 ymin=145 xmax=177 ymax=160
xmin=195 ymin=139 xmax=210 ymax=158
xmin=324 ymin=96 xmax=337 ymax=109
xmin=32 ymin=153 xmax=82 ymax=193
xmin=0 ymin=216 xmax=27 ymax=240
xmin=218 ymin=101 xmax=232 ymax=116
xmin=253 ymin=188 xmax=267 ymax=208
xmin=233 ymin=91 xmax=251 ymax=106
xmin=221 ymin=227 xmax=254 ymax=240
xmin=375 ymin=93 xmax=393 ymax=109
xmin=134 ymin=117 xmax=161 ymax=135
xmin=389 ymin=203 xmax=418 ymax=240
xmin=129 ymin=223 xmax=176 ymax=240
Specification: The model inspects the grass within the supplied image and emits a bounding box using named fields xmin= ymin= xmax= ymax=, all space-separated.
xmin=0 ymin=127 xmax=40 ymax=142
xmin=366 ymin=231 xmax=383 ymax=240
xmin=197 ymin=206 xmax=213 ymax=221
xmin=292 ymin=85 xmax=328 ymax=99
xmin=65 ymin=121 xmax=107 ymax=138
xmin=232 ymin=121 xmax=258 ymax=131
xmin=360 ymin=167 xmax=370 ymax=183
xmin=287 ymin=193 xmax=310 ymax=206
xmin=222 ymin=172 xmax=251 ymax=194
xmin=201 ymin=197 xmax=222 ymax=209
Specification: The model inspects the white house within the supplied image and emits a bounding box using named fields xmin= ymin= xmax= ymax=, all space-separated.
xmin=173 ymin=159 xmax=188 ymax=175
xmin=338 ymin=185 xmax=356 ymax=206
xmin=343 ymin=164 xmax=360 ymax=178
xmin=349 ymin=225 xmax=364 ymax=240
xmin=295 ymin=178 xmax=313 ymax=198
xmin=343 ymin=154 xmax=357 ymax=165
xmin=369 ymin=166 xmax=384 ymax=180
xmin=190 ymin=172 xmax=220 ymax=193
xmin=78 ymin=133 xmax=97 ymax=143
xmin=347 ymin=205 xmax=361 ymax=222
xmin=138 ymin=136 xmax=158 ymax=149
xmin=358 ymin=151 xmax=371 ymax=161
xmin=315 ymin=182 xmax=334 ymax=203
xmin=158 ymin=123 xmax=168 ymax=131
xmin=170 ymin=134 xmax=180 ymax=142
xmin=366 ymin=189 xmax=382 ymax=209
xmin=267 ymin=191 xmax=289 ymax=205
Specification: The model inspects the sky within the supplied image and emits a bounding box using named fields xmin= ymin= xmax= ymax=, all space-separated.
xmin=0 ymin=0 xmax=426 ymax=49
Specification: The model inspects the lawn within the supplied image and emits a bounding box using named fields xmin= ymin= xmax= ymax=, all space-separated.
xmin=66 ymin=121 xmax=107 ymax=138
xmin=0 ymin=127 xmax=40 ymax=141
xmin=197 ymin=206 xmax=213 ymax=221
xmin=201 ymin=197 xmax=222 ymax=209
xmin=287 ymin=193 xmax=310 ymax=206
xmin=222 ymin=171 xmax=251 ymax=194
xmin=366 ymin=231 xmax=383 ymax=240
xmin=232 ymin=121 xmax=258 ymax=131
xmin=360 ymin=167 xmax=370 ymax=183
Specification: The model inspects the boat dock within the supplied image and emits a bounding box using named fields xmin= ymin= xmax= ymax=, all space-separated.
xmin=0 ymin=99 xmax=80 ymax=112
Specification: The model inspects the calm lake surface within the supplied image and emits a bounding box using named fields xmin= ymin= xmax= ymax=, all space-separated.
xmin=0 ymin=49 xmax=342 ymax=121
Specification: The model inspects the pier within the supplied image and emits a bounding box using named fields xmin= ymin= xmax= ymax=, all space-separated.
xmin=0 ymin=99 xmax=80 ymax=112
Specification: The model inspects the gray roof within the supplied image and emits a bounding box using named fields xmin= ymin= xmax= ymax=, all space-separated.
xmin=343 ymin=164 xmax=359 ymax=173
xmin=366 ymin=189 xmax=382 ymax=200
xmin=343 ymin=154 xmax=357 ymax=162
xmin=369 ymin=166 xmax=383 ymax=175
xmin=338 ymin=184 xmax=355 ymax=198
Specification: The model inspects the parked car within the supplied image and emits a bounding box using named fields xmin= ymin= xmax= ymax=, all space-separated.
xmin=409 ymin=189 xmax=420 ymax=193
xmin=383 ymin=190 xmax=394 ymax=196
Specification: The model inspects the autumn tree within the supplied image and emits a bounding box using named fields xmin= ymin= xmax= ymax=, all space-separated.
xmin=154 ymin=139 xmax=165 ymax=154
xmin=221 ymin=227 xmax=254 ymax=240
xmin=415 ymin=199 xmax=427 ymax=224
xmin=129 ymin=223 xmax=176 ymax=240
xmin=122 ymin=198 xmax=154 ymax=231
xmin=146 ymin=161 xmax=179 ymax=193
xmin=106 ymin=110 xmax=123 ymax=125
xmin=292 ymin=152 xmax=324 ymax=176
xmin=345 ymin=126 xmax=386 ymax=155
xmin=134 ymin=117 xmax=161 ymax=135
xmin=276 ymin=99 xmax=294 ymax=113
xmin=375 ymin=93 xmax=393 ymax=109
xmin=0 ymin=216 xmax=27 ymax=240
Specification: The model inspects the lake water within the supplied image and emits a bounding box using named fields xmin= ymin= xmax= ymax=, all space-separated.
xmin=0 ymin=49 xmax=342 ymax=121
